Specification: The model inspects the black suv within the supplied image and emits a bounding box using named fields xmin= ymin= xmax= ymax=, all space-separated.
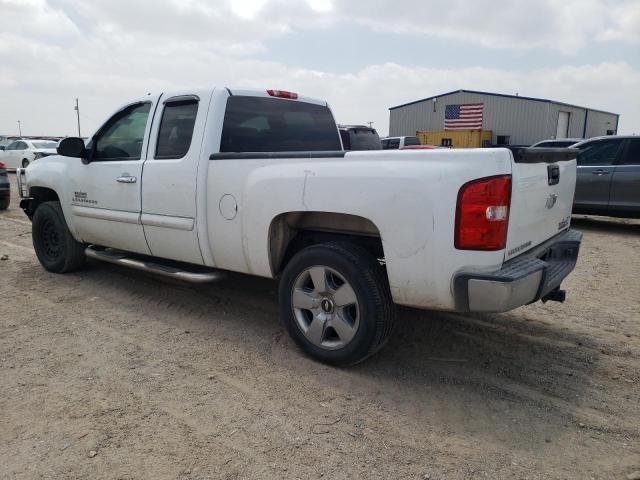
xmin=339 ymin=125 xmax=382 ymax=151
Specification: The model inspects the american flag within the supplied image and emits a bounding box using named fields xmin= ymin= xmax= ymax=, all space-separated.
xmin=444 ymin=103 xmax=484 ymax=130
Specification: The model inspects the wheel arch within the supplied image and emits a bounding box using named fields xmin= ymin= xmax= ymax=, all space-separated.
xmin=22 ymin=186 xmax=60 ymax=218
xmin=268 ymin=211 xmax=385 ymax=276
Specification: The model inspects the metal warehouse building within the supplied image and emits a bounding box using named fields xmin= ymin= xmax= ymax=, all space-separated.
xmin=388 ymin=89 xmax=620 ymax=147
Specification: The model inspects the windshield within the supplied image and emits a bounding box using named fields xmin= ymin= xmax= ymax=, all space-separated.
xmin=31 ymin=141 xmax=58 ymax=149
xmin=404 ymin=136 xmax=420 ymax=146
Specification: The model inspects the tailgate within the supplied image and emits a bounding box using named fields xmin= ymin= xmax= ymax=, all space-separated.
xmin=505 ymin=148 xmax=578 ymax=260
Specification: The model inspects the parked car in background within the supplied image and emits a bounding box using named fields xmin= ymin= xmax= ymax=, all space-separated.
xmin=531 ymin=138 xmax=582 ymax=148
xmin=0 ymin=139 xmax=58 ymax=169
xmin=572 ymin=136 xmax=640 ymax=218
xmin=381 ymin=136 xmax=420 ymax=149
xmin=0 ymin=135 xmax=21 ymax=150
xmin=338 ymin=125 xmax=381 ymax=151
xmin=0 ymin=161 xmax=10 ymax=210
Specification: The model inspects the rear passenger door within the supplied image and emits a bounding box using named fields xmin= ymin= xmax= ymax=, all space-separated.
xmin=573 ymin=138 xmax=625 ymax=214
xmin=141 ymin=92 xmax=211 ymax=265
xmin=609 ymin=139 xmax=640 ymax=217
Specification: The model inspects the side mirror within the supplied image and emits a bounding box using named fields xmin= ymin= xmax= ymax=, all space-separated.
xmin=0 ymin=146 xmax=5 ymax=151
xmin=57 ymin=137 xmax=87 ymax=159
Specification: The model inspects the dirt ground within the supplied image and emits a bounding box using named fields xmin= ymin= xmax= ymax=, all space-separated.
xmin=1 ymin=174 xmax=639 ymax=480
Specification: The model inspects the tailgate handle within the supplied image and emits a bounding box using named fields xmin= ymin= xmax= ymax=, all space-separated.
xmin=547 ymin=165 xmax=560 ymax=185
xmin=592 ymin=169 xmax=610 ymax=175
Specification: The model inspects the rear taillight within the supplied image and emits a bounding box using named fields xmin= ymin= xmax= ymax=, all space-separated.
xmin=0 ymin=162 xmax=5 ymax=169
xmin=267 ymin=89 xmax=298 ymax=99
xmin=455 ymin=175 xmax=511 ymax=250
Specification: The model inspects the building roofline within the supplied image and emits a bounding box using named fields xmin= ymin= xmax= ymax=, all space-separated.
xmin=388 ymin=89 xmax=619 ymax=116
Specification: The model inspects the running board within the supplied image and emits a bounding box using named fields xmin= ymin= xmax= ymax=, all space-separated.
xmin=85 ymin=246 xmax=226 ymax=284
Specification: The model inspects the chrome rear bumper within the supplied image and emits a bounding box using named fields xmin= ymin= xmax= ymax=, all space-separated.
xmin=454 ymin=229 xmax=582 ymax=313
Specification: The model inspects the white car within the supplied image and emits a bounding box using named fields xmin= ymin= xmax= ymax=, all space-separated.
xmin=381 ymin=136 xmax=421 ymax=149
xmin=17 ymin=86 xmax=582 ymax=365
xmin=0 ymin=139 xmax=58 ymax=170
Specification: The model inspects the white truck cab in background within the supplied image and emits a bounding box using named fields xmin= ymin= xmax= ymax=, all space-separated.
xmin=17 ymin=86 xmax=582 ymax=365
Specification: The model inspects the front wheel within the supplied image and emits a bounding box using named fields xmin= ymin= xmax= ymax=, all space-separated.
xmin=32 ymin=201 xmax=86 ymax=273
xmin=279 ymin=242 xmax=395 ymax=366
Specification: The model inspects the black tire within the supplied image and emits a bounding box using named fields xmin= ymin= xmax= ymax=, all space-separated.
xmin=32 ymin=201 xmax=86 ymax=273
xmin=22 ymin=159 xmax=29 ymax=168
xmin=279 ymin=241 xmax=395 ymax=366
xmin=0 ymin=196 xmax=9 ymax=210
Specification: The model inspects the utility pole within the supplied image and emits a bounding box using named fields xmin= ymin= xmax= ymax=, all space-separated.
xmin=366 ymin=121 xmax=374 ymax=128
xmin=74 ymin=98 xmax=81 ymax=137
xmin=17 ymin=120 xmax=22 ymax=136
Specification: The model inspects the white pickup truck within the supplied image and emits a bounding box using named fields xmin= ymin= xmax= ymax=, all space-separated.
xmin=17 ymin=87 xmax=582 ymax=365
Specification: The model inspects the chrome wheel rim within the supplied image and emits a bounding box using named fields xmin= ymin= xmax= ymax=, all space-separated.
xmin=291 ymin=265 xmax=360 ymax=350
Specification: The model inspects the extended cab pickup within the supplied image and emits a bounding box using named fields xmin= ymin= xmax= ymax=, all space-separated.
xmin=17 ymin=87 xmax=582 ymax=365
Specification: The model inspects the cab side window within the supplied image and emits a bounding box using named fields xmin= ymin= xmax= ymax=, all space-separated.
xmin=93 ymin=103 xmax=151 ymax=161
xmin=577 ymin=140 xmax=623 ymax=166
xmin=155 ymin=99 xmax=198 ymax=159
xmin=621 ymin=139 xmax=640 ymax=165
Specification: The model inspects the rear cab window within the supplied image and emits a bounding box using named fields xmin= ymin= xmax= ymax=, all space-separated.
xmin=220 ymin=96 xmax=341 ymax=152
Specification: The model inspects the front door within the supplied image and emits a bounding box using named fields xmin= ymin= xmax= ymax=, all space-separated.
xmin=574 ymin=138 xmax=625 ymax=215
xmin=68 ymin=100 xmax=158 ymax=254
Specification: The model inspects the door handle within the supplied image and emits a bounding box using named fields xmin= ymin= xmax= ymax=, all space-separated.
xmin=116 ymin=175 xmax=137 ymax=183
xmin=592 ymin=169 xmax=610 ymax=175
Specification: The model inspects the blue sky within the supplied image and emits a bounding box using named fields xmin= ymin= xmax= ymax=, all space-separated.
xmin=0 ymin=0 xmax=638 ymax=137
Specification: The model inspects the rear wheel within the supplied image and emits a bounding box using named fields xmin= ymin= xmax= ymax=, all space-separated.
xmin=279 ymin=241 xmax=395 ymax=366
xmin=22 ymin=159 xmax=29 ymax=168
xmin=0 ymin=196 xmax=9 ymax=210
xmin=32 ymin=201 xmax=86 ymax=273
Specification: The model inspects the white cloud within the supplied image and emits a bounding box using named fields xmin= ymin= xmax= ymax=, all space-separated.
xmin=0 ymin=0 xmax=638 ymax=137
xmin=330 ymin=0 xmax=640 ymax=54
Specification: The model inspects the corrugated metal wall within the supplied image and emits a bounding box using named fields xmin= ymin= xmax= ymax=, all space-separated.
xmin=389 ymin=92 xmax=618 ymax=145
xmin=584 ymin=110 xmax=618 ymax=138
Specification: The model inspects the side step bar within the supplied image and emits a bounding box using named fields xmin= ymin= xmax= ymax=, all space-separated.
xmin=85 ymin=246 xmax=226 ymax=284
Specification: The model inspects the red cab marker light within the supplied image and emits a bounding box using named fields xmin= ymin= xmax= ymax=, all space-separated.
xmin=267 ymin=89 xmax=298 ymax=99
